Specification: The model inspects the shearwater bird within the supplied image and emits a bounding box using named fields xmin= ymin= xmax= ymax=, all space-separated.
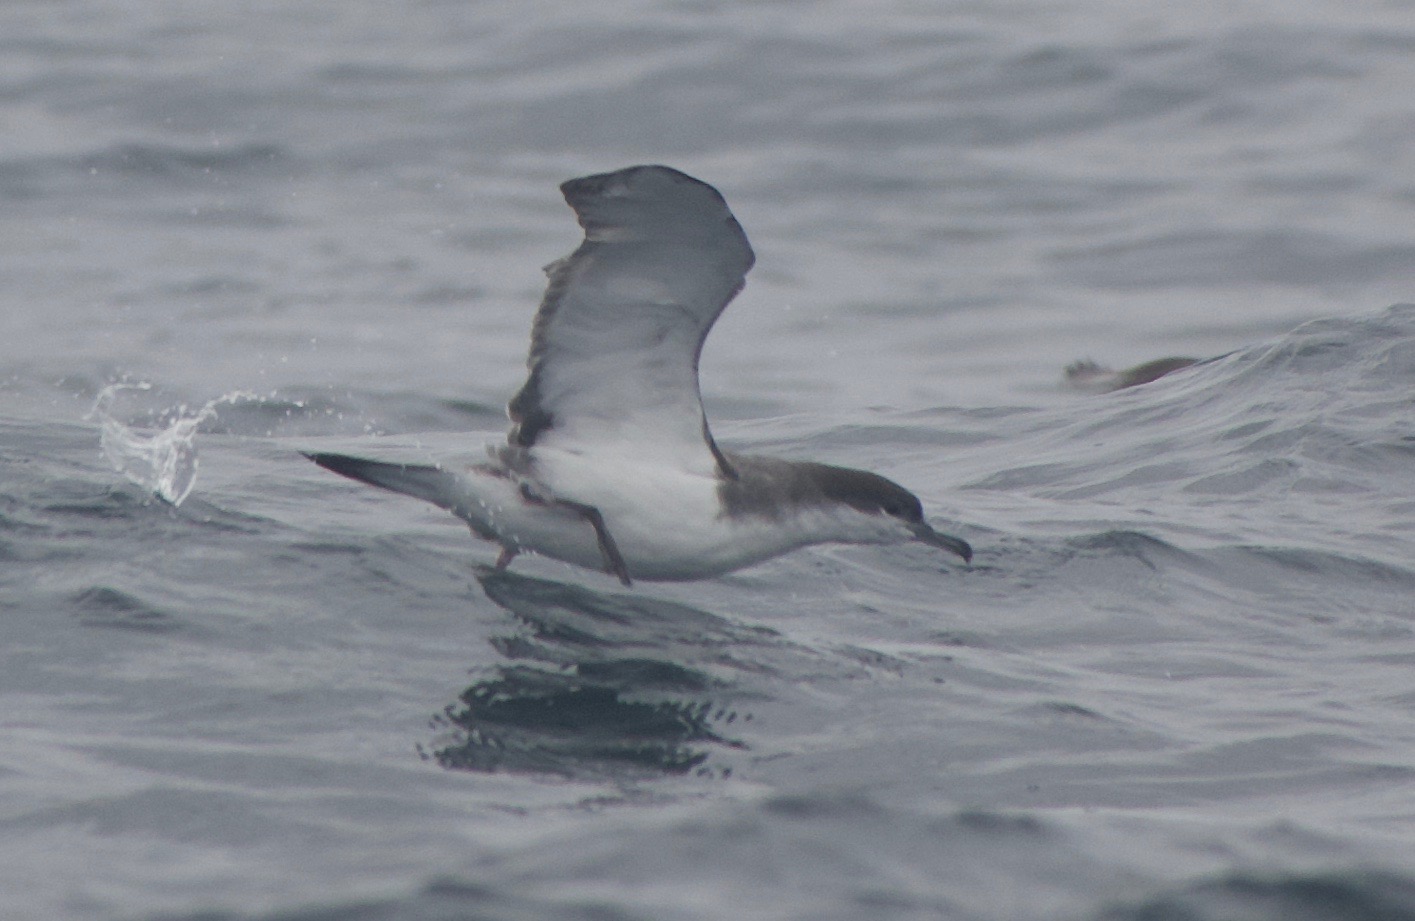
xmin=307 ymin=165 xmax=972 ymax=585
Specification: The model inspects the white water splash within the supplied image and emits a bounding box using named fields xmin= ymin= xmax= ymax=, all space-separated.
xmin=91 ymin=383 xmax=255 ymax=506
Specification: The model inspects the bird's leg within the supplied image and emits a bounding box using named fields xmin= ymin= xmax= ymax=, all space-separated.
xmin=515 ymin=482 xmax=631 ymax=586
xmin=557 ymin=499 xmax=632 ymax=587
xmin=494 ymin=548 xmax=518 ymax=570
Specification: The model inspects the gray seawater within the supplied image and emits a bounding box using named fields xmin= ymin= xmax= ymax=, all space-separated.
xmin=4 ymin=1 xmax=1415 ymax=919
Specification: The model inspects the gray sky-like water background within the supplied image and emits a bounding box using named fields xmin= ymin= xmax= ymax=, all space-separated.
xmin=4 ymin=1 xmax=1415 ymax=918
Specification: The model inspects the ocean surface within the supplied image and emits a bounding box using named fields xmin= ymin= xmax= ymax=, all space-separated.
xmin=4 ymin=1 xmax=1415 ymax=918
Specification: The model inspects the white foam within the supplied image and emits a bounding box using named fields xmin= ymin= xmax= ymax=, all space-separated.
xmin=90 ymin=383 xmax=255 ymax=506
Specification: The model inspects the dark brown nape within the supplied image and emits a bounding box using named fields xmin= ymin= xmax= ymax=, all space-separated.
xmin=806 ymin=463 xmax=924 ymax=521
xmin=717 ymin=454 xmax=922 ymax=521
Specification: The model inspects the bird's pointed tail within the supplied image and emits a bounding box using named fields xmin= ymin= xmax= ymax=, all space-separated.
xmin=303 ymin=452 xmax=459 ymax=510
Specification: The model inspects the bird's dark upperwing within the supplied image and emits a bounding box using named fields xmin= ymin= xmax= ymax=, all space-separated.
xmin=506 ymin=165 xmax=755 ymax=478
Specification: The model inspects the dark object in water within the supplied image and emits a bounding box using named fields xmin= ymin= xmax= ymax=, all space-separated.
xmin=1064 ymin=356 xmax=1202 ymax=392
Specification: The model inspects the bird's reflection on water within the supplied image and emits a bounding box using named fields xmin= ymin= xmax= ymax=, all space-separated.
xmin=426 ymin=569 xmax=790 ymax=778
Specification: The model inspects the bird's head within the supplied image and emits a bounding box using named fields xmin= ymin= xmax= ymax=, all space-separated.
xmin=809 ymin=464 xmax=973 ymax=563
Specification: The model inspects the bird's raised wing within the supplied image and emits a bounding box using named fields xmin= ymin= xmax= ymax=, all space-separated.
xmin=506 ymin=165 xmax=754 ymax=478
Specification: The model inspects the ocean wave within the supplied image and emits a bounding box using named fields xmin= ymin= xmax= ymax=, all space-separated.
xmin=968 ymin=306 xmax=1415 ymax=504
xmin=1094 ymin=869 xmax=1415 ymax=921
